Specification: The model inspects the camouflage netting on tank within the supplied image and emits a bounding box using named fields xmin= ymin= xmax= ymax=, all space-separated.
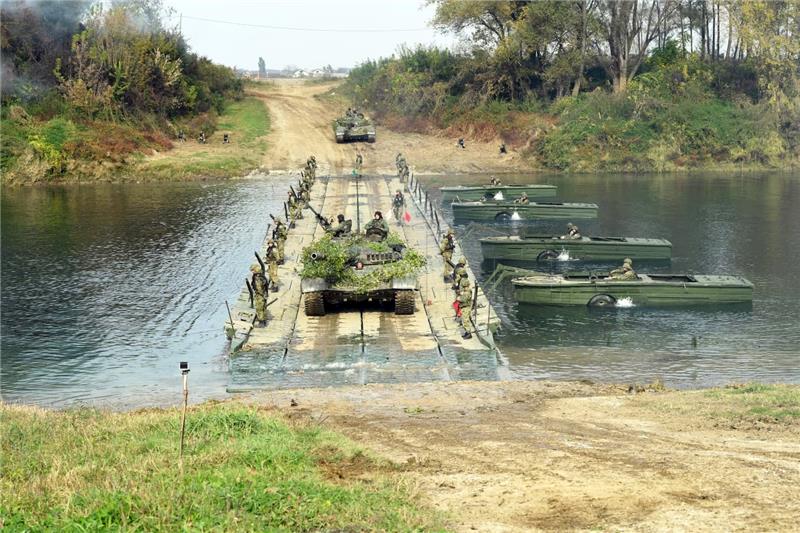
xmin=301 ymin=233 xmax=425 ymax=293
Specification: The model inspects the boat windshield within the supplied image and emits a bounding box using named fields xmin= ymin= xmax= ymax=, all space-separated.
xmin=648 ymin=274 xmax=697 ymax=283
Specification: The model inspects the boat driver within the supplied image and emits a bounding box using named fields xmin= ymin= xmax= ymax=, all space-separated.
xmin=514 ymin=192 xmax=529 ymax=204
xmin=561 ymin=222 xmax=581 ymax=239
xmin=607 ymin=258 xmax=637 ymax=281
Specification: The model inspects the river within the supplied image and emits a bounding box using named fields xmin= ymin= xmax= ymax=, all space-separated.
xmin=2 ymin=172 xmax=798 ymax=407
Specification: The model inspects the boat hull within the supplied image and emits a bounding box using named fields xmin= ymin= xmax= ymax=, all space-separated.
xmin=480 ymin=235 xmax=672 ymax=261
xmin=452 ymin=201 xmax=598 ymax=222
xmin=441 ymin=185 xmax=557 ymax=201
xmin=512 ymin=274 xmax=753 ymax=306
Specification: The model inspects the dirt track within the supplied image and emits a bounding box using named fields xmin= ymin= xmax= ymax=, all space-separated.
xmin=252 ymin=79 xmax=529 ymax=175
xmin=249 ymin=381 xmax=800 ymax=532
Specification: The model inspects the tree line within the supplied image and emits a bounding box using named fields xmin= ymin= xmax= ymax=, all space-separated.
xmin=346 ymin=0 xmax=798 ymax=170
xmin=1 ymin=0 xmax=242 ymax=122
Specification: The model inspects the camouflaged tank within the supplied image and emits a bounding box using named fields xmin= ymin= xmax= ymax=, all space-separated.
xmin=334 ymin=112 xmax=376 ymax=143
xmin=300 ymin=235 xmax=423 ymax=316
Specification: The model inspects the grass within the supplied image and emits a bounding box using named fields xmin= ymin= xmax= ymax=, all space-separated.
xmin=134 ymin=96 xmax=270 ymax=180
xmin=637 ymin=383 xmax=800 ymax=428
xmin=0 ymin=402 xmax=442 ymax=532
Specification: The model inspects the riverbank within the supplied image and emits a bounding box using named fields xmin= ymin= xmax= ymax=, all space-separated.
xmin=1 ymin=92 xmax=271 ymax=186
xmin=3 ymin=381 xmax=798 ymax=531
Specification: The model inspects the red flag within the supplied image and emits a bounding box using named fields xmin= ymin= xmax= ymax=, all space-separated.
xmin=403 ymin=211 xmax=411 ymax=223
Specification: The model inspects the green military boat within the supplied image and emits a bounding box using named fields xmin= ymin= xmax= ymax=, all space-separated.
xmin=512 ymin=272 xmax=753 ymax=306
xmin=441 ymin=184 xmax=557 ymax=202
xmin=451 ymin=201 xmax=598 ymax=222
xmin=480 ymin=235 xmax=672 ymax=262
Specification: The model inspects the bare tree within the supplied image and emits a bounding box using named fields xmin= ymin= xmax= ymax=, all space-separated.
xmin=599 ymin=0 xmax=678 ymax=92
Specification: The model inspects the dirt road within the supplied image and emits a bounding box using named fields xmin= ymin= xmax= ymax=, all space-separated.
xmin=249 ymin=381 xmax=800 ymax=532
xmin=252 ymin=79 xmax=529 ymax=176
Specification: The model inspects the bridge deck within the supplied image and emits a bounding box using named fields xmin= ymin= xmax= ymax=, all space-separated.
xmin=226 ymin=174 xmax=503 ymax=391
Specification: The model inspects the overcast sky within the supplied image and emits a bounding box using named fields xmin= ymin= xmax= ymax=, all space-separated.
xmin=162 ymin=0 xmax=457 ymax=71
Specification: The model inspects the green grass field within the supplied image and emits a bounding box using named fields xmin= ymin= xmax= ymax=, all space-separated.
xmin=0 ymin=402 xmax=442 ymax=532
xmin=134 ymin=96 xmax=271 ymax=180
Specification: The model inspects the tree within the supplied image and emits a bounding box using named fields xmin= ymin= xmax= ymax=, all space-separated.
xmin=258 ymin=57 xmax=267 ymax=78
xmin=598 ymin=0 xmax=678 ymax=93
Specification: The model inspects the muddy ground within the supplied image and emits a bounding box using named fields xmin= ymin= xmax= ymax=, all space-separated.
xmin=251 ymin=79 xmax=529 ymax=176
xmin=246 ymin=381 xmax=800 ymax=532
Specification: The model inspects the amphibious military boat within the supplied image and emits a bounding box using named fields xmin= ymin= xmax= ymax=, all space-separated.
xmin=441 ymin=184 xmax=557 ymax=202
xmin=512 ymin=272 xmax=753 ymax=306
xmin=480 ymin=235 xmax=672 ymax=262
xmin=451 ymin=200 xmax=598 ymax=222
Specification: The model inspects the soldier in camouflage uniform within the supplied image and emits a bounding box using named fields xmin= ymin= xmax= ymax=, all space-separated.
xmin=440 ymin=229 xmax=456 ymax=282
xmin=392 ymin=190 xmax=406 ymax=225
xmin=250 ymin=263 xmax=269 ymax=326
xmin=452 ymin=258 xmax=467 ymax=291
xmin=265 ymin=240 xmax=280 ymax=290
xmin=456 ymin=276 xmax=473 ymax=339
xmin=288 ymin=190 xmax=303 ymax=220
xmin=608 ymin=258 xmax=637 ymax=280
xmin=306 ymin=155 xmax=317 ymax=180
xmin=273 ymin=218 xmax=288 ymax=263
xmin=299 ymin=183 xmax=310 ymax=207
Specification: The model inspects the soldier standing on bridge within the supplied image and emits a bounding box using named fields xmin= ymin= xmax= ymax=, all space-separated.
xmin=392 ymin=190 xmax=406 ymax=225
xmin=355 ymin=152 xmax=363 ymax=175
xmin=288 ymin=190 xmax=303 ymax=221
xmin=306 ymin=155 xmax=317 ymax=180
xmin=456 ymin=276 xmax=474 ymax=339
xmin=452 ymin=258 xmax=467 ymax=290
xmin=250 ymin=263 xmax=269 ymax=326
xmin=266 ymin=240 xmax=280 ymax=291
xmin=274 ymin=218 xmax=288 ymax=263
xmin=440 ymin=229 xmax=456 ymax=282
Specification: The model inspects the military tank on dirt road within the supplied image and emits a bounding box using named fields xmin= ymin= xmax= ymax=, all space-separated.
xmin=334 ymin=110 xmax=376 ymax=143
xmin=300 ymin=233 xmax=424 ymax=316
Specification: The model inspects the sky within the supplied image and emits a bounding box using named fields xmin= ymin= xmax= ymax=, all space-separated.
xmin=162 ymin=0 xmax=457 ymax=71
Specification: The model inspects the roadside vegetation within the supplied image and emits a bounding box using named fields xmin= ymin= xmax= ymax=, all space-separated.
xmin=1 ymin=0 xmax=244 ymax=184
xmin=637 ymin=383 xmax=800 ymax=428
xmin=0 ymin=402 xmax=442 ymax=531
xmin=345 ymin=0 xmax=799 ymax=172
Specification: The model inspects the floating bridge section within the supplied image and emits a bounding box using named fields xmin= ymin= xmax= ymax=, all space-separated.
xmin=226 ymin=173 xmax=505 ymax=391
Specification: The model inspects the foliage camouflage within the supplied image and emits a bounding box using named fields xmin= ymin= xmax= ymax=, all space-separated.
xmin=301 ymin=233 xmax=426 ymax=294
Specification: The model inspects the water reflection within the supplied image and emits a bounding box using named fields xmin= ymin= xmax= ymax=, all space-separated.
xmin=1 ymin=172 xmax=798 ymax=407
xmin=427 ymin=171 xmax=800 ymax=388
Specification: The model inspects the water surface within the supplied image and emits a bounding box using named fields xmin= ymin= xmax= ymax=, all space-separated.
xmin=1 ymin=172 xmax=798 ymax=407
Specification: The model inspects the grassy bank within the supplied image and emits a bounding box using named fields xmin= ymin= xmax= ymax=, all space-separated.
xmin=1 ymin=92 xmax=270 ymax=185
xmin=133 ymin=95 xmax=271 ymax=181
xmin=0 ymin=402 xmax=441 ymax=531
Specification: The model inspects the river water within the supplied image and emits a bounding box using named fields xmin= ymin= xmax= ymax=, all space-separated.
xmin=2 ymin=172 xmax=798 ymax=407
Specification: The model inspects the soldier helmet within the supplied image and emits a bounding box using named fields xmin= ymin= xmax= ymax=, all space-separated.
xmin=374 ymin=210 xmax=383 ymax=219
xmin=623 ymin=257 xmax=633 ymax=265
xmin=456 ymin=258 xmax=466 ymax=266
xmin=250 ymin=263 xmax=260 ymax=273
xmin=310 ymin=155 xmax=316 ymax=161
xmin=446 ymin=228 xmax=455 ymax=236
xmin=460 ymin=277 xmax=471 ymax=287
xmin=268 ymin=239 xmax=275 ymax=246
xmin=337 ymin=214 xmax=345 ymax=222
xmin=567 ymin=222 xmax=575 ymax=229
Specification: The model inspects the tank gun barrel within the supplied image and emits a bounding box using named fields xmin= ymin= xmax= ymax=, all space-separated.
xmin=310 ymin=252 xmax=326 ymax=261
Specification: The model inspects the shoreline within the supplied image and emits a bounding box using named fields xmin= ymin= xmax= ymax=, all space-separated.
xmin=3 ymin=380 xmax=798 ymax=531
xmin=4 ymin=79 xmax=797 ymax=188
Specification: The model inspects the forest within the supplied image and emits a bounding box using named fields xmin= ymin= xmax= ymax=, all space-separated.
xmin=1 ymin=0 xmax=242 ymax=181
xmin=347 ymin=0 xmax=800 ymax=171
